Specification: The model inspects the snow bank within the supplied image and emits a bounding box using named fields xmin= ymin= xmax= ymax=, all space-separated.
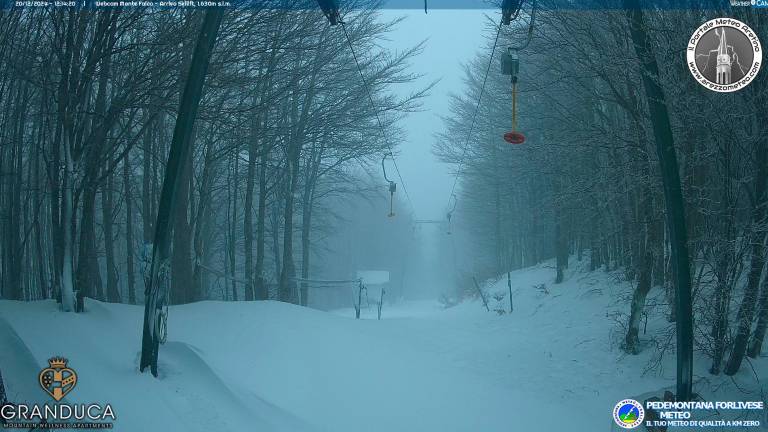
xmin=0 ymin=300 xmax=315 ymax=432
xmin=472 ymin=259 xmax=768 ymax=430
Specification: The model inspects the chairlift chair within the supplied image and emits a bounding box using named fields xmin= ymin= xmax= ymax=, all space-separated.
xmin=382 ymin=154 xmax=397 ymax=218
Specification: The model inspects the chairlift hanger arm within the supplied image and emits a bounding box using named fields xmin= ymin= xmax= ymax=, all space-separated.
xmin=505 ymin=0 xmax=537 ymax=51
xmin=316 ymin=0 xmax=341 ymax=25
xmin=501 ymin=0 xmax=525 ymax=25
xmin=381 ymin=153 xmax=393 ymax=183
xmin=447 ymin=193 xmax=457 ymax=221
xmin=448 ymin=194 xmax=457 ymax=214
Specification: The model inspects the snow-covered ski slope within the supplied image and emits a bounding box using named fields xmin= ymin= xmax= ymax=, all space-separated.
xmin=2 ymin=259 xmax=767 ymax=431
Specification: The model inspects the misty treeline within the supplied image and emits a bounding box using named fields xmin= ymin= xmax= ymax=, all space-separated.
xmin=0 ymin=3 xmax=424 ymax=311
xmin=438 ymin=6 xmax=767 ymax=376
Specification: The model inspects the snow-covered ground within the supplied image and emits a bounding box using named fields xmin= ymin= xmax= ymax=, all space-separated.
xmin=2 ymin=259 xmax=767 ymax=431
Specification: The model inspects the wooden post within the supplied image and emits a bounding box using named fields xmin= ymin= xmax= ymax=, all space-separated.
xmin=355 ymin=281 xmax=363 ymax=319
xmin=378 ymin=288 xmax=385 ymax=320
xmin=472 ymin=276 xmax=490 ymax=312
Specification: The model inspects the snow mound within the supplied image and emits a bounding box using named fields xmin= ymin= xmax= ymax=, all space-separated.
xmin=0 ymin=300 xmax=316 ymax=432
xmin=0 ymin=314 xmax=48 ymax=406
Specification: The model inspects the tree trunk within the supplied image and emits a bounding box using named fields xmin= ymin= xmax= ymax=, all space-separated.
xmin=0 ymin=368 xmax=7 ymax=422
xmin=725 ymin=237 xmax=767 ymax=374
xmin=278 ymin=142 xmax=300 ymax=304
xmin=60 ymin=139 xmax=76 ymax=312
xmin=624 ymin=1 xmax=694 ymax=400
xmin=228 ymin=153 xmax=239 ymax=301
xmin=140 ymin=8 xmax=224 ymax=377
xmin=75 ymin=45 xmax=113 ymax=307
xmin=192 ymin=139 xmax=215 ymax=302
xmin=554 ymin=210 xmax=568 ymax=284
xmin=300 ymin=184 xmax=313 ymax=307
xmin=124 ymin=156 xmax=136 ymax=305
xmin=747 ymin=272 xmax=768 ymax=358
xmin=724 ymin=134 xmax=768 ymax=373
xmin=50 ymin=122 xmax=63 ymax=303
xmin=102 ymin=171 xmax=120 ymax=303
xmin=170 ymin=137 xmax=194 ymax=305
xmin=141 ymin=110 xmax=155 ymax=245
xmin=1 ymin=83 xmax=24 ymax=301
xmin=76 ymin=181 xmax=104 ymax=304
xmin=299 ymin=143 xmax=322 ymax=307
xmin=709 ymin=253 xmax=732 ymax=374
xmin=271 ymin=198 xmax=282 ymax=294
xmin=244 ymin=132 xmax=256 ymax=301
xmin=255 ymin=147 xmax=269 ymax=301
xmin=624 ymin=188 xmax=659 ymax=354
xmin=300 ymin=211 xmax=311 ymax=307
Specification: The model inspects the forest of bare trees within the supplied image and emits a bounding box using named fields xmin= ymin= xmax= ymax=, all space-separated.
xmin=0 ymin=3 xmax=424 ymax=312
xmin=438 ymin=5 xmax=768 ymax=378
xmin=2 ymin=0 xmax=767 ymax=393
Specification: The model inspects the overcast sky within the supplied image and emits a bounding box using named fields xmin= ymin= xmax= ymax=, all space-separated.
xmin=378 ymin=9 xmax=492 ymax=221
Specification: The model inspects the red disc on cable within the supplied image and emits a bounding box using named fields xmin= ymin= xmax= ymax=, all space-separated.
xmin=504 ymin=131 xmax=525 ymax=144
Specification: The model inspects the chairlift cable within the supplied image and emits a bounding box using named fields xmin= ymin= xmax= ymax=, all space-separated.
xmin=340 ymin=21 xmax=416 ymax=215
xmin=445 ymin=21 xmax=504 ymax=212
xmin=292 ymin=277 xmax=361 ymax=284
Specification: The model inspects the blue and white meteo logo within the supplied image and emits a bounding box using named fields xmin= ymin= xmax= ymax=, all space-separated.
xmin=751 ymin=0 xmax=768 ymax=8
xmin=613 ymin=399 xmax=645 ymax=429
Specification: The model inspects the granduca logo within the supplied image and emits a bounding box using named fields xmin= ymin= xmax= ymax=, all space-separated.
xmin=39 ymin=357 xmax=77 ymax=401
xmin=613 ymin=399 xmax=645 ymax=429
xmin=0 ymin=357 xmax=115 ymax=429
xmin=687 ymin=18 xmax=762 ymax=92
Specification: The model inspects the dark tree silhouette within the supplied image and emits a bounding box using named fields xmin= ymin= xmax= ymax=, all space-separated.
xmin=140 ymin=8 xmax=224 ymax=377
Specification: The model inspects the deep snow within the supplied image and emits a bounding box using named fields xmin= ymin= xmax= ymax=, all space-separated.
xmin=2 ymin=259 xmax=768 ymax=431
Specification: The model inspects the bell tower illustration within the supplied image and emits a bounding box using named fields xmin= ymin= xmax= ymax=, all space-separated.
xmin=716 ymin=28 xmax=732 ymax=85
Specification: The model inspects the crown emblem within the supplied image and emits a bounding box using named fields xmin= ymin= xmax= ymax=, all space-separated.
xmin=48 ymin=357 xmax=68 ymax=369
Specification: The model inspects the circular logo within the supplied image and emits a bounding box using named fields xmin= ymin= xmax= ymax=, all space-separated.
xmin=687 ymin=18 xmax=762 ymax=92
xmin=613 ymin=399 xmax=645 ymax=429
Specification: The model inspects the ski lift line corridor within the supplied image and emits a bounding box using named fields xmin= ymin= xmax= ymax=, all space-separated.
xmin=320 ymin=0 xmax=535 ymax=222
xmin=324 ymin=0 xmax=693 ymax=405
